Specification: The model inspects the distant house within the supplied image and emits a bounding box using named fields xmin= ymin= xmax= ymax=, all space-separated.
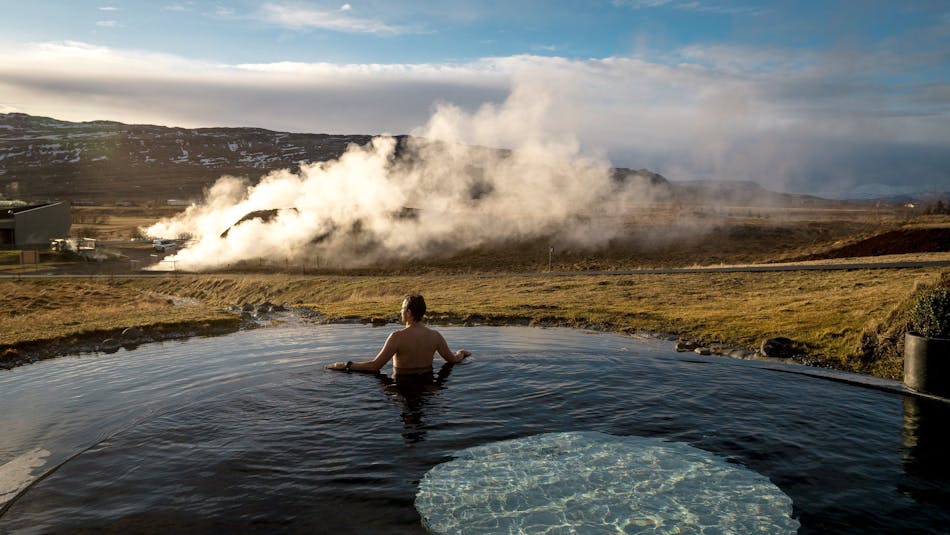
xmin=0 ymin=202 xmax=71 ymax=247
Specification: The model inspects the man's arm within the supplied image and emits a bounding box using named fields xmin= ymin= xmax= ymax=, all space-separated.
xmin=436 ymin=333 xmax=471 ymax=364
xmin=326 ymin=332 xmax=399 ymax=372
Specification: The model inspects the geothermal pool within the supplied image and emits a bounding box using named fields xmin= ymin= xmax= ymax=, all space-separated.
xmin=0 ymin=324 xmax=948 ymax=533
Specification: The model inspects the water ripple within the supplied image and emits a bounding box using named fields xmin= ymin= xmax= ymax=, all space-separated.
xmin=0 ymin=324 xmax=946 ymax=534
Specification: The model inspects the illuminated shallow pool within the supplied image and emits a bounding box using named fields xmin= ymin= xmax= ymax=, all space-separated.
xmin=0 ymin=324 xmax=947 ymax=533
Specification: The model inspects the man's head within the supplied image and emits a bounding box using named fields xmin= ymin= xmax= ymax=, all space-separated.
xmin=402 ymin=294 xmax=426 ymax=322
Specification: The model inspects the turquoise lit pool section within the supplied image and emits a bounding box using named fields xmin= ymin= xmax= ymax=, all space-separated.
xmin=416 ymin=431 xmax=799 ymax=534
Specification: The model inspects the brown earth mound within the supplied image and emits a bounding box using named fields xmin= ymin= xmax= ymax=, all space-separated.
xmin=802 ymin=228 xmax=950 ymax=260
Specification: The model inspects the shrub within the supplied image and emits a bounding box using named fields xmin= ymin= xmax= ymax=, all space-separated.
xmin=908 ymin=288 xmax=950 ymax=339
xmin=923 ymin=198 xmax=950 ymax=215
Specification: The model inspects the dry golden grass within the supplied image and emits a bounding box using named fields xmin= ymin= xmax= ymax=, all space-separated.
xmin=1 ymin=266 xmax=942 ymax=378
xmin=72 ymin=205 xmax=184 ymax=240
xmin=126 ymin=266 xmax=944 ymax=379
xmin=0 ymin=279 xmax=235 ymax=347
xmin=0 ymin=251 xmax=22 ymax=266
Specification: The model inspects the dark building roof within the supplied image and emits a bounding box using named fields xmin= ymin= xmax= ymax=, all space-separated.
xmin=1 ymin=202 xmax=63 ymax=219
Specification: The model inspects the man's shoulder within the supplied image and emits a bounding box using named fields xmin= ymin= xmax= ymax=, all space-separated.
xmin=420 ymin=323 xmax=441 ymax=335
xmin=396 ymin=324 xmax=441 ymax=338
xmin=406 ymin=324 xmax=442 ymax=340
xmin=387 ymin=328 xmax=407 ymax=341
xmin=427 ymin=326 xmax=445 ymax=342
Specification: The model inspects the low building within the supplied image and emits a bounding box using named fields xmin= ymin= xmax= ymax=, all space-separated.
xmin=0 ymin=202 xmax=71 ymax=246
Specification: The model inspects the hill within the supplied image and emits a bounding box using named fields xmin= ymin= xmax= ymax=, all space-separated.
xmin=0 ymin=113 xmax=375 ymax=203
xmin=1 ymin=112 xmax=839 ymax=208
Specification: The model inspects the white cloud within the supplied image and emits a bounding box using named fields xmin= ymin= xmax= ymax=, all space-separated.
xmin=95 ymin=20 xmax=119 ymax=28
xmin=613 ymin=0 xmax=674 ymax=7
xmin=162 ymin=3 xmax=193 ymax=11
xmin=259 ymin=2 xmax=412 ymax=35
xmin=0 ymin=40 xmax=946 ymax=193
xmin=340 ymin=3 xmax=351 ymax=12
xmin=0 ymin=40 xmax=506 ymax=133
xmin=614 ymin=0 xmax=759 ymax=14
xmin=98 ymin=6 xmax=118 ymax=11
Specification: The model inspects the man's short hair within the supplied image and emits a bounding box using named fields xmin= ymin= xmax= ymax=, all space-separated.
xmin=403 ymin=294 xmax=426 ymax=321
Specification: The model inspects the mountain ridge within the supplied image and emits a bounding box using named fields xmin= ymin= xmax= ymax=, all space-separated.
xmin=1 ymin=112 xmax=840 ymax=207
xmin=0 ymin=112 xmax=378 ymax=202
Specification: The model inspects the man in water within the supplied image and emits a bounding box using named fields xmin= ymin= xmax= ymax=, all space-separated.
xmin=326 ymin=294 xmax=470 ymax=375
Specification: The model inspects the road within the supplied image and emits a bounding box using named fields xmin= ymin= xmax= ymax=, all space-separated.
xmin=2 ymin=259 xmax=950 ymax=279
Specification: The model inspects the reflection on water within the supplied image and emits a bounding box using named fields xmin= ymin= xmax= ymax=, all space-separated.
xmin=376 ymin=362 xmax=458 ymax=443
xmin=901 ymin=396 xmax=950 ymax=506
xmin=0 ymin=324 xmax=947 ymax=533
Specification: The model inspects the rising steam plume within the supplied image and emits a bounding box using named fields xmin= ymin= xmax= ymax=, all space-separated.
xmin=144 ymin=85 xmax=661 ymax=271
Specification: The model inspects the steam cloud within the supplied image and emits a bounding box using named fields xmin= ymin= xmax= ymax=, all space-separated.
xmin=145 ymin=84 xmax=658 ymax=271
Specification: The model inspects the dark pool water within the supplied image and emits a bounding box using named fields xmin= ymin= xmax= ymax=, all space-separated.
xmin=0 ymin=323 xmax=948 ymax=534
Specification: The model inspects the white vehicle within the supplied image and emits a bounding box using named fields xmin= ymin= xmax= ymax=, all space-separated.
xmin=153 ymin=239 xmax=177 ymax=252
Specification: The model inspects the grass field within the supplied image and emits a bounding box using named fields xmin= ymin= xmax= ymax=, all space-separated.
xmin=0 ymin=278 xmax=236 ymax=348
xmin=1 ymin=265 xmax=942 ymax=378
xmin=133 ymin=268 xmax=944 ymax=378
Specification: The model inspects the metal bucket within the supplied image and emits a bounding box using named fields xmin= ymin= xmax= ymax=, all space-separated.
xmin=904 ymin=332 xmax=950 ymax=398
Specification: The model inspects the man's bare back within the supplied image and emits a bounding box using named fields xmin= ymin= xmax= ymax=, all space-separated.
xmin=326 ymin=294 xmax=469 ymax=374
xmin=387 ymin=323 xmax=458 ymax=373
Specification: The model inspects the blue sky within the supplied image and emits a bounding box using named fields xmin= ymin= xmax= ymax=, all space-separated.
xmin=0 ymin=1 xmax=947 ymax=194
xmin=4 ymin=1 xmax=944 ymax=65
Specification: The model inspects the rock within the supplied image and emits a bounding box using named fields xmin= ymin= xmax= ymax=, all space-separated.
xmin=694 ymin=347 xmax=712 ymax=356
xmin=251 ymin=301 xmax=288 ymax=315
xmin=242 ymin=303 xmax=256 ymax=312
xmin=727 ymin=349 xmax=757 ymax=359
xmin=119 ymin=327 xmax=150 ymax=350
xmin=675 ymin=339 xmax=699 ymax=352
xmin=0 ymin=349 xmax=18 ymax=369
xmin=290 ymin=307 xmax=324 ymax=320
xmin=120 ymin=327 xmax=143 ymax=341
xmin=99 ymin=338 xmax=121 ymax=353
xmin=760 ymin=337 xmax=801 ymax=359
